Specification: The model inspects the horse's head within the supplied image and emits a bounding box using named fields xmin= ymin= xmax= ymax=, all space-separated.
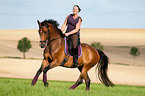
xmin=37 ymin=20 xmax=50 ymax=48
xmin=37 ymin=19 xmax=65 ymax=48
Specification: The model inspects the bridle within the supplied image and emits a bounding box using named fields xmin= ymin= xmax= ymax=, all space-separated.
xmin=39 ymin=26 xmax=62 ymax=45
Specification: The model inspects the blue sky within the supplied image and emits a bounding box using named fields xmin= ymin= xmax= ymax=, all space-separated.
xmin=0 ymin=0 xmax=145 ymax=29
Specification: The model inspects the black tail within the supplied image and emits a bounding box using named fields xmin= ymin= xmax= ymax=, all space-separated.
xmin=96 ymin=49 xmax=114 ymax=87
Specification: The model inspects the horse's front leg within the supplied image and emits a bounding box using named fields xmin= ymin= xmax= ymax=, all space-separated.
xmin=41 ymin=59 xmax=50 ymax=87
xmin=31 ymin=66 xmax=42 ymax=85
xmin=31 ymin=58 xmax=49 ymax=86
xmin=42 ymin=59 xmax=58 ymax=87
xmin=43 ymin=70 xmax=49 ymax=87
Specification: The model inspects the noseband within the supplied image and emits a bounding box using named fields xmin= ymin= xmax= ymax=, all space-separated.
xmin=40 ymin=40 xmax=47 ymax=43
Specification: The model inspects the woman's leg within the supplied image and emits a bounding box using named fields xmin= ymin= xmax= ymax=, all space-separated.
xmin=69 ymin=34 xmax=79 ymax=67
xmin=69 ymin=34 xmax=78 ymax=49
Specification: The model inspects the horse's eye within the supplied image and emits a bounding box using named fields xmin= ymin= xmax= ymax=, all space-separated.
xmin=44 ymin=31 xmax=47 ymax=34
xmin=39 ymin=30 xmax=42 ymax=34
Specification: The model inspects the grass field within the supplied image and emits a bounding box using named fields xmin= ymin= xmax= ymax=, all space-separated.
xmin=0 ymin=78 xmax=145 ymax=96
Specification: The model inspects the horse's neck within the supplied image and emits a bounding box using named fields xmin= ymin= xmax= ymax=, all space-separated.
xmin=49 ymin=27 xmax=62 ymax=41
xmin=47 ymin=38 xmax=64 ymax=56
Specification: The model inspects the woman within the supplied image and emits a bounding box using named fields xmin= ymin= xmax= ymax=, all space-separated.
xmin=61 ymin=5 xmax=82 ymax=67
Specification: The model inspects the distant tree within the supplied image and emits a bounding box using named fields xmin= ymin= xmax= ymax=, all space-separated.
xmin=129 ymin=47 xmax=140 ymax=65
xmin=17 ymin=37 xmax=32 ymax=59
xmin=91 ymin=42 xmax=104 ymax=51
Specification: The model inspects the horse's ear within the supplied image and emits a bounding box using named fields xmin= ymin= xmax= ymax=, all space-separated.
xmin=37 ymin=20 xmax=41 ymax=26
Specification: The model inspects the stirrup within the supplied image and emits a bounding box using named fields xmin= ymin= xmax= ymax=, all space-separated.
xmin=73 ymin=56 xmax=79 ymax=67
xmin=74 ymin=60 xmax=79 ymax=67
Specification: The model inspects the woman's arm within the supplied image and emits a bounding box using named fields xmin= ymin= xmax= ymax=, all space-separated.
xmin=65 ymin=18 xmax=81 ymax=36
xmin=61 ymin=15 xmax=69 ymax=33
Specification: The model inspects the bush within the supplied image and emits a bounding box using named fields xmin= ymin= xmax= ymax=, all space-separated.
xmin=91 ymin=42 xmax=104 ymax=51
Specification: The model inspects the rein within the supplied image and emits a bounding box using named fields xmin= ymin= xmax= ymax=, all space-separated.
xmin=47 ymin=37 xmax=62 ymax=44
xmin=40 ymin=37 xmax=63 ymax=44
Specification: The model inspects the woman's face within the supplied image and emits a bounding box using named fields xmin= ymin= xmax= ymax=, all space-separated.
xmin=73 ymin=6 xmax=79 ymax=15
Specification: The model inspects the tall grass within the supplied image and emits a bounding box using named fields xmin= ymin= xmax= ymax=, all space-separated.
xmin=0 ymin=77 xmax=144 ymax=96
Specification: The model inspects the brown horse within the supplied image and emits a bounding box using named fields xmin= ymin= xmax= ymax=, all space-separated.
xmin=31 ymin=19 xmax=114 ymax=90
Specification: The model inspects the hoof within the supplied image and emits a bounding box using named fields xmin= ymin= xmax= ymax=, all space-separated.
xmin=31 ymin=82 xmax=36 ymax=86
xmin=31 ymin=83 xmax=35 ymax=86
xmin=69 ymin=84 xmax=77 ymax=90
xmin=44 ymin=82 xmax=49 ymax=87
xmin=69 ymin=87 xmax=75 ymax=90
xmin=86 ymin=87 xmax=90 ymax=91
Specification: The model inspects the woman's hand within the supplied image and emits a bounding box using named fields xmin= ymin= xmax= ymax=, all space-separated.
xmin=65 ymin=33 xmax=69 ymax=37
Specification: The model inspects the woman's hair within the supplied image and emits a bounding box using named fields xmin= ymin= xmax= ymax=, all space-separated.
xmin=74 ymin=5 xmax=81 ymax=12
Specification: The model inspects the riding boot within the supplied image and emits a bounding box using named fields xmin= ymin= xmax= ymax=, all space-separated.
xmin=72 ymin=47 xmax=79 ymax=67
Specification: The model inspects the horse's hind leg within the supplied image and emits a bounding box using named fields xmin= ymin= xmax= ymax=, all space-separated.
xmin=31 ymin=66 xmax=42 ymax=85
xmin=70 ymin=66 xmax=88 ymax=90
xmin=84 ymin=74 xmax=91 ymax=90
xmin=70 ymin=73 xmax=90 ymax=90
xmin=69 ymin=78 xmax=83 ymax=90
xmin=78 ymin=65 xmax=91 ymax=90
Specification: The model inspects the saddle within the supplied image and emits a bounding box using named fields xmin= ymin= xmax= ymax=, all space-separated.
xmin=60 ymin=37 xmax=82 ymax=66
xmin=64 ymin=37 xmax=82 ymax=57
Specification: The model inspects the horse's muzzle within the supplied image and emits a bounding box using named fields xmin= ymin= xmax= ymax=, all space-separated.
xmin=39 ymin=41 xmax=46 ymax=48
xmin=40 ymin=43 xmax=46 ymax=48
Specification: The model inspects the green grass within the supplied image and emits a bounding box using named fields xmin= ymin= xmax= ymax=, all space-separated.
xmin=0 ymin=78 xmax=145 ymax=96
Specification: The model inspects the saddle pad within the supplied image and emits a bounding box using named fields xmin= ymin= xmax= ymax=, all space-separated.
xmin=64 ymin=37 xmax=82 ymax=57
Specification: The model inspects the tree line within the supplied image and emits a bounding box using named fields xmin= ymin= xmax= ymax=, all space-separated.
xmin=17 ymin=37 xmax=140 ymax=65
xmin=91 ymin=42 xmax=140 ymax=65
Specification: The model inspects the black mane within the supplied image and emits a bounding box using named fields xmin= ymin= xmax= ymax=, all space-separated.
xmin=41 ymin=19 xmax=65 ymax=38
xmin=41 ymin=19 xmax=59 ymax=27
